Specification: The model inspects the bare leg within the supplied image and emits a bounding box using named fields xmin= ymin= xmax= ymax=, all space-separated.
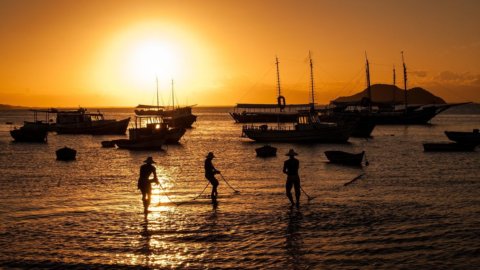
xmin=294 ymin=180 xmax=301 ymax=207
xmin=286 ymin=180 xmax=295 ymax=206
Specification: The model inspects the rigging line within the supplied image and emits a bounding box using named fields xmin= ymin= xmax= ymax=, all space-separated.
xmin=236 ymin=64 xmax=275 ymax=102
xmin=219 ymin=173 xmax=240 ymax=193
xmin=155 ymin=181 xmax=211 ymax=206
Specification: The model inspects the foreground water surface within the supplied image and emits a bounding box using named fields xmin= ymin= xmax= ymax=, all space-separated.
xmin=0 ymin=108 xmax=479 ymax=269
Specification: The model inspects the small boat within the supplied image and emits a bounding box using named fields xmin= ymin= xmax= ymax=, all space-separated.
xmin=423 ymin=142 xmax=476 ymax=152
xmin=56 ymin=147 xmax=77 ymax=161
xmin=101 ymin=140 xmax=116 ymax=148
xmin=444 ymin=129 xmax=480 ymax=146
xmin=10 ymin=121 xmax=49 ymax=143
xmin=324 ymin=150 xmax=365 ymax=166
xmin=113 ymin=138 xmax=165 ymax=151
xmin=255 ymin=145 xmax=277 ymax=157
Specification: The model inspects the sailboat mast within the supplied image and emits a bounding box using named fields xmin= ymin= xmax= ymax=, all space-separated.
xmin=309 ymin=51 xmax=315 ymax=110
xmin=393 ymin=65 xmax=396 ymax=105
xmin=275 ymin=56 xmax=281 ymax=98
xmin=402 ymin=51 xmax=408 ymax=111
xmin=156 ymin=76 xmax=160 ymax=109
xmin=171 ymin=79 xmax=175 ymax=109
xmin=365 ymin=53 xmax=372 ymax=111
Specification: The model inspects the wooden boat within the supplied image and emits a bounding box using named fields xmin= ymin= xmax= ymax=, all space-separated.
xmin=255 ymin=145 xmax=277 ymax=157
xmin=230 ymin=57 xmax=312 ymax=124
xmin=444 ymin=129 xmax=480 ymax=146
xmin=113 ymin=138 xmax=165 ymax=150
xmin=242 ymin=113 xmax=354 ymax=143
xmin=56 ymin=147 xmax=77 ymax=161
xmin=135 ymin=105 xmax=197 ymax=128
xmin=52 ymin=108 xmax=130 ymax=135
xmin=134 ymin=79 xmax=197 ymax=128
xmin=423 ymin=142 xmax=476 ymax=152
xmin=9 ymin=110 xmax=52 ymax=142
xmin=329 ymin=53 xmax=465 ymax=125
xmin=324 ymin=150 xmax=365 ymax=166
xmin=101 ymin=140 xmax=116 ymax=148
xmin=10 ymin=121 xmax=48 ymax=142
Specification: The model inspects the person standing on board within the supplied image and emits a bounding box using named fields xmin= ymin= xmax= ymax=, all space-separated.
xmin=138 ymin=157 xmax=159 ymax=214
xmin=204 ymin=152 xmax=220 ymax=203
xmin=283 ymin=149 xmax=301 ymax=207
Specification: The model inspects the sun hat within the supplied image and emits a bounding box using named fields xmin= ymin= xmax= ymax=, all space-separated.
xmin=285 ymin=149 xmax=298 ymax=156
xmin=144 ymin=157 xmax=156 ymax=164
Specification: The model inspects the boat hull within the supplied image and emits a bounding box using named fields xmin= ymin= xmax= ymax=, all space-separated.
xmin=255 ymin=145 xmax=277 ymax=157
xmin=56 ymin=147 xmax=77 ymax=161
xmin=444 ymin=130 xmax=480 ymax=146
xmin=230 ymin=112 xmax=298 ymax=123
xmin=242 ymin=124 xmax=352 ymax=143
xmin=55 ymin=118 xmax=130 ymax=135
xmin=10 ymin=122 xmax=49 ymax=142
xmin=324 ymin=151 xmax=364 ymax=166
xmin=423 ymin=143 xmax=476 ymax=152
xmin=113 ymin=138 xmax=165 ymax=150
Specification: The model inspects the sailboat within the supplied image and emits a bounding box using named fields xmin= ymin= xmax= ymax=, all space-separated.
xmin=241 ymin=54 xmax=355 ymax=143
xmin=230 ymin=57 xmax=312 ymax=123
xmin=135 ymin=79 xmax=197 ymax=128
xmin=330 ymin=52 xmax=466 ymax=125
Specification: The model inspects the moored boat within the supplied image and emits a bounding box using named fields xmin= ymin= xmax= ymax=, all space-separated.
xmin=56 ymin=146 xmax=77 ymax=161
xmin=10 ymin=121 xmax=49 ymax=143
xmin=255 ymin=144 xmax=277 ymax=157
xmin=423 ymin=142 xmax=476 ymax=152
xmin=444 ymin=129 xmax=480 ymax=146
xmin=324 ymin=150 xmax=365 ymax=166
xmin=52 ymin=108 xmax=130 ymax=135
xmin=242 ymin=113 xmax=354 ymax=143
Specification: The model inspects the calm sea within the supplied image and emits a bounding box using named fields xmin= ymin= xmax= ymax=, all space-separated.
xmin=0 ymin=107 xmax=479 ymax=269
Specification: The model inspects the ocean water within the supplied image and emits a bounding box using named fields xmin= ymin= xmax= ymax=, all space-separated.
xmin=0 ymin=107 xmax=479 ymax=269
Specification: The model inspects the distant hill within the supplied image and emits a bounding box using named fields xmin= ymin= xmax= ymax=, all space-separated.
xmin=333 ymin=84 xmax=446 ymax=104
xmin=0 ymin=104 xmax=29 ymax=110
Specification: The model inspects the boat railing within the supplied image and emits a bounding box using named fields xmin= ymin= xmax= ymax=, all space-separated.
xmin=242 ymin=124 xmax=295 ymax=131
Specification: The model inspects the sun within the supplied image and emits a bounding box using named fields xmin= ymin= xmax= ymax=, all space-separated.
xmin=126 ymin=38 xmax=183 ymax=84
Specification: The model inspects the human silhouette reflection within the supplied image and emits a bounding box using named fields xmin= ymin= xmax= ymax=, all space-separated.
xmin=285 ymin=208 xmax=305 ymax=269
xmin=140 ymin=217 xmax=152 ymax=267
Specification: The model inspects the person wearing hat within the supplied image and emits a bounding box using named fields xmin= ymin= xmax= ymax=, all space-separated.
xmin=138 ymin=157 xmax=159 ymax=213
xmin=283 ymin=149 xmax=301 ymax=207
xmin=204 ymin=152 xmax=220 ymax=203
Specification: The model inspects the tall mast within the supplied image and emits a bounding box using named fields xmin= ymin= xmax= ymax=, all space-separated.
xmin=365 ymin=53 xmax=372 ymax=111
xmin=171 ymin=79 xmax=175 ymax=109
xmin=402 ymin=51 xmax=408 ymax=111
xmin=309 ymin=51 xmax=315 ymax=110
xmin=393 ymin=65 xmax=396 ymax=105
xmin=156 ymin=76 xmax=160 ymax=109
xmin=275 ymin=56 xmax=281 ymax=98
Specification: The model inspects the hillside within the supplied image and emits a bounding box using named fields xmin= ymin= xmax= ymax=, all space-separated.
xmin=333 ymin=84 xmax=446 ymax=104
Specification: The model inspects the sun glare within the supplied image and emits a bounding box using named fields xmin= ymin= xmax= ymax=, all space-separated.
xmin=127 ymin=39 xmax=183 ymax=84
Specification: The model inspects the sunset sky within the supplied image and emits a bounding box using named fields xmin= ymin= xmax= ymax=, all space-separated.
xmin=1 ymin=0 xmax=479 ymax=107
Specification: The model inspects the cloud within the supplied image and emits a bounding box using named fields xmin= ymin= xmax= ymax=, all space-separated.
xmin=434 ymin=71 xmax=480 ymax=85
xmin=410 ymin=71 xmax=428 ymax=78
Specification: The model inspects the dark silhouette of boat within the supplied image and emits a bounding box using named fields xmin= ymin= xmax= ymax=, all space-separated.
xmin=113 ymin=115 xmax=185 ymax=150
xmin=230 ymin=103 xmax=311 ymax=123
xmin=10 ymin=121 xmax=49 ymax=142
xmin=135 ymin=104 xmax=197 ymax=128
xmin=9 ymin=110 xmax=53 ymax=142
xmin=56 ymin=146 xmax=77 ymax=160
xmin=444 ymin=129 xmax=480 ymax=146
xmin=255 ymin=145 xmax=277 ymax=157
xmin=242 ymin=112 xmax=354 ymax=143
xmin=134 ymin=79 xmax=197 ymax=128
xmin=242 ymin=54 xmax=354 ymax=143
xmin=329 ymin=53 xmax=466 ymax=125
xmin=101 ymin=140 xmax=116 ymax=148
xmin=324 ymin=150 xmax=365 ymax=166
xmin=423 ymin=143 xmax=476 ymax=152
xmin=230 ymin=57 xmax=312 ymax=123
xmin=52 ymin=108 xmax=130 ymax=135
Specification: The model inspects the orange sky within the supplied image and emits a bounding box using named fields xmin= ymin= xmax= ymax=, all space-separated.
xmin=1 ymin=0 xmax=479 ymax=107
